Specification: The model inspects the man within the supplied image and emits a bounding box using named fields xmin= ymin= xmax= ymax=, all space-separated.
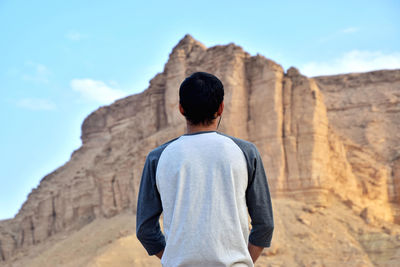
xmin=136 ymin=72 xmax=274 ymax=267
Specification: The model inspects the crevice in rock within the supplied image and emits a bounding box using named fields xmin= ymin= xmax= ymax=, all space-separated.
xmin=282 ymin=77 xmax=289 ymax=190
xmin=153 ymin=85 xmax=168 ymax=131
xmin=156 ymin=96 xmax=163 ymax=131
xmin=52 ymin=196 xmax=56 ymax=219
xmin=293 ymin=79 xmax=302 ymax=188
xmin=116 ymin=179 xmax=122 ymax=209
xmin=48 ymin=195 xmax=57 ymax=237
xmin=244 ymin=59 xmax=253 ymax=124
xmin=390 ymin=157 xmax=400 ymax=224
xmin=0 ymin=239 xmax=5 ymax=261
xmin=29 ymin=218 xmax=35 ymax=245
xmin=111 ymin=176 xmax=117 ymax=208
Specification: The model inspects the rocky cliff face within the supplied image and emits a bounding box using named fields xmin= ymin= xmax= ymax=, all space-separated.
xmin=1 ymin=35 xmax=399 ymax=264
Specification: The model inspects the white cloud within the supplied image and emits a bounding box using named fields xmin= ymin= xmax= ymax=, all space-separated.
xmin=22 ymin=61 xmax=50 ymax=83
xmin=16 ymin=98 xmax=56 ymax=110
xmin=70 ymin=79 xmax=129 ymax=104
xmin=342 ymin=27 xmax=358 ymax=34
xmin=318 ymin=27 xmax=359 ymax=43
xmin=65 ymin=30 xmax=86 ymax=41
xmin=108 ymin=80 xmax=120 ymax=87
xmin=300 ymin=50 xmax=400 ymax=77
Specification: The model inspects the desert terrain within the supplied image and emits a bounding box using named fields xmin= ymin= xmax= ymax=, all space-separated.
xmin=1 ymin=35 xmax=400 ymax=266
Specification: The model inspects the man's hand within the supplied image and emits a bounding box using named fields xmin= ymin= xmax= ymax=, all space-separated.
xmin=155 ymin=249 xmax=164 ymax=260
xmin=248 ymin=243 xmax=264 ymax=263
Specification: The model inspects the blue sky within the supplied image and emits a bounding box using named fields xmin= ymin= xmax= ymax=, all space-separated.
xmin=0 ymin=0 xmax=399 ymax=220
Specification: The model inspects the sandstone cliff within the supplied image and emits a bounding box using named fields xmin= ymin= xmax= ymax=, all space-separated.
xmin=1 ymin=35 xmax=399 ymax=266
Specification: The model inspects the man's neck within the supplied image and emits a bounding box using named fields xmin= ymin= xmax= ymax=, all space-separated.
xmin=185 ymin=119 xmax=219 ymax=134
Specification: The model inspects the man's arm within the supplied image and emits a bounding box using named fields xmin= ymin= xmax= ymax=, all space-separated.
xmin=248 ymin=243 xmax=264 ymax=263
xmin=136 ymin=154 xmax=166 ymax=256
xmin=245 ymin=145 xmax=274 ymax=262
xmin=155 ymin=249 xmax=164 ymax=259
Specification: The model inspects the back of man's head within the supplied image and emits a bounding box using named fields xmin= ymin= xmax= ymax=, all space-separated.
xmin=179 ymin=72 xmax=224 ymax=125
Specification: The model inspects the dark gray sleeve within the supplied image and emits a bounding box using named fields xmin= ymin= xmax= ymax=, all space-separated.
xmin=245 ymin=145 xmax=274 ymax=247
xmin=136 ymin=152 xmax=166 ymax=255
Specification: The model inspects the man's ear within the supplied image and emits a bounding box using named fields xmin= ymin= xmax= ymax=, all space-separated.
xmin=217 ymin=101 xmax=224 ymax=116
xmin=179 ymin=104 xmax=185 ymax=116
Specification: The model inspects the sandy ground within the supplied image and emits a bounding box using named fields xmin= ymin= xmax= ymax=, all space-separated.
xmin=3 ymin=197 xmax=400 ymax=267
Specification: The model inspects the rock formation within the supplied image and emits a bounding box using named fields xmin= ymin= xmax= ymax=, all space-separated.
xmin=1 ymin=35 xmax=399 ymax=266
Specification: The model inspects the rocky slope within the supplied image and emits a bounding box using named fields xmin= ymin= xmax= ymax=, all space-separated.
xmin=6 ymin=198 xmax=400 ymax=267
xmin=1 ymin=35 xmax=399 ymax=266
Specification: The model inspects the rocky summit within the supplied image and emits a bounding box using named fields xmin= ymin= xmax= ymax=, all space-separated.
xmin=1 ymin=35 xmax=400 ymax=267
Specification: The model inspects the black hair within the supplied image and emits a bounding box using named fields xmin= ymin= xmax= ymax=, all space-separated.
xmin=179 ymin=72 xmax=224 ymax=125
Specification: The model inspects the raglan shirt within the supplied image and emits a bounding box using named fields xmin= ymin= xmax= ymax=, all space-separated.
xmin=136 ymin=131 xmax=274 ymax=267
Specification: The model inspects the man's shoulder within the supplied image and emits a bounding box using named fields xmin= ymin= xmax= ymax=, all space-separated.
xmin=147 ymin=137 xmax=180 ymax=161
xmin=216 ymin=132 xmax=259 ymax=155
